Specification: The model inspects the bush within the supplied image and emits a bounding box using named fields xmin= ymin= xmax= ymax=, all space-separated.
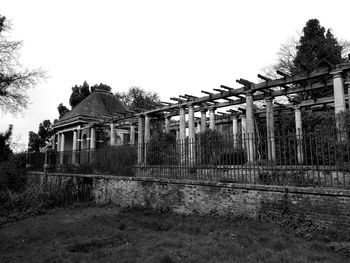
xmin=146 ymin=131 xmax=178 ymax=165
xmin=94 ymin=145 xmax=137 ymax=176
xmin=0 ymin=152 xmax=27 ymax=192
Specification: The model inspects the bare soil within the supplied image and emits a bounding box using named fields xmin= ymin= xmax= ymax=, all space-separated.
xmin=0 ymin=205 xmax=347 ymax=263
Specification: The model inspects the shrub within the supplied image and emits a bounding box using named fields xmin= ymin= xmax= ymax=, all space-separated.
xmin=94 ymin=145 xmax=137 ymax=176
xmin=146 ymin=131 xmax=178 ymax=165
xmin=0 ymin=152 xmax=27 ymax=192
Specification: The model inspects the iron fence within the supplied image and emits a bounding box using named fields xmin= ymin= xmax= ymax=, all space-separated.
xmin=26 ymin=130 xmax=350 ymax=188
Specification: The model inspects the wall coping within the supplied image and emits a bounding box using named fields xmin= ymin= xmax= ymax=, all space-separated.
xmin=27 ymin=171 xmax=350 ymax=197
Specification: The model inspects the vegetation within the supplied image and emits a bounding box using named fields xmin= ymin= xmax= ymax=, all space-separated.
xmin=147 ymin=131 xmax=178 ymax=165
xmin=0 ymin=125 xmax=13 ymax=162
xmin=115 ymin=86 xmax=160 ymax=112
xmin=0 ymin=15 xmax=45 ymax=114
xmin=263 ymin=18 xmax=349 ymax=104
xmin=28 ymin=120 xmax=54 ymax=152
xmin=0 ymin=206 xmax=348 ymax=262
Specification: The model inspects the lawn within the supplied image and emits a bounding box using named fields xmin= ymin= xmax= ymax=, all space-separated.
xmin=0 ymin=205 xmax=347 ymax=263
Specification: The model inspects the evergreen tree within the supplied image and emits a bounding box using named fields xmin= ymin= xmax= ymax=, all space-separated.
xmin=293 ymin=19 xmax=342 ymax=74
xmin=90 ymin=83 xmax=111 ymax=93
xmin=28 ymin=120 xmax=54 ymax=152
xmin=57 ymin=103 xmax=70 ymax=118
xmin=69 ymin=81 xmax=91 ymax=108
xmin=0 ymin=125 xmax=13 ymax=162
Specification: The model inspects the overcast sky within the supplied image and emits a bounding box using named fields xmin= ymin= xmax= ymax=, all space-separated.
xmin=1 ymin=0 xmax=349 ymax=150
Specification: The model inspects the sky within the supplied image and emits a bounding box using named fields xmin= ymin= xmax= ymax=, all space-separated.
xmin=1 ymin=0 xmax=350 ymax=151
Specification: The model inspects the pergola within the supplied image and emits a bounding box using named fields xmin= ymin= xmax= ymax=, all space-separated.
xmin=65 ymin=63 xmax=350 ymax=167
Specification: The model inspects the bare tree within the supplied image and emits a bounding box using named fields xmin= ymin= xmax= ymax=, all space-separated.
xmin=0 ymin=15 xmax=45 ymax=114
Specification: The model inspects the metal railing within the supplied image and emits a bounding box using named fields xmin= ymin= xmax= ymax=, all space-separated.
xmin=26 ymin=130 xmax=350 ymax=188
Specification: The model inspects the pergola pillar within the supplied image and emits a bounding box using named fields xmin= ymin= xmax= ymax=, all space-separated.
xmin=144 ymin=114 xmax=151 ymax=162
xmin=209 ymin=108 xmax=215 ymax=131
xmin=72 ymin=129 xmax=77 ymax=164
xmin=188 ymin=105 xmax=196 ymax=165
xmin=137 ymin=116 xmax=144 ymax=164
xmin=165 ymin=116 xmax=171 ymax=133
xmin=241 ymin=116 xmax=246 ymax=149
xmin=130 ymin=123 xmax=136 ymax=145
xmin=200 ymin=109 xmax=207 ymax=133
xmin=246 ymin=92 xmax=255 ymax=163
xmin=110 ymin=123 xmax=116 ymax=146
xmin=294 ymin=106 xmax=303 ymax=164
xmin=232 ymin=115 xmax=238 ymax=147
xmin=179 ymin=106 xmax=186 ymax=164
xmin=266 ymin=97 xmax=276 ymax=163
xmin=346 ymin=73 xmax=350 ymax=110
xmin=179 ymin=106 xmax=186 ymax=140
xmin=332 ymin=70 xmax=346 ymax=140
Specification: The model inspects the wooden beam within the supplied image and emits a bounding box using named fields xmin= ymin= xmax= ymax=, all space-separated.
xmin=257 ymin=74 xmax=272 ymax=81
xmin=213 ymin=88 xmax=226 ymax=93
xmin=201 ymin=90 xmax=213 ymax=95
xmin=220 ymin=85 xmax=233 ymax=90
xmin=170 ymin=97 xmax=186 ymax=103
xmin=276 ymin=70 xmax=290 ymax=78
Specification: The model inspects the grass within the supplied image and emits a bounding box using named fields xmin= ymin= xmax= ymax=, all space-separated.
xmin=0 ymin=205 xmax=348 ymax=263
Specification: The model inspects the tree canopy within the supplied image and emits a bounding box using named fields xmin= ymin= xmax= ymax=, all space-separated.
xmin=115 ymin=87 xmax=160 ymax=112
xmin=0 ymin=15 xmax=45 ymax=114
xmin=293 ymin=19 xmax=343 ymax=74
xmin=0 ymin=125 xmax=13 ymax=162
xmin=263 ymin=18 xmax=349 ymax=101
xmin=28 ymin=120 xmax=54 ymax=152
xmin=264 ymin=19 xmax=349 ymax=78
xmin=69 ymin=81 xmax=90 ymax=108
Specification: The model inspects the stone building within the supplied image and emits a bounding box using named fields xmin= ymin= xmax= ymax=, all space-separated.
xmin=52 ymin=88 xmax=130 ymax=164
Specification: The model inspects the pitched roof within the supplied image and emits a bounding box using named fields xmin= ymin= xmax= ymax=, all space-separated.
xmin=53 ymin=89 xmax=128 ymax=129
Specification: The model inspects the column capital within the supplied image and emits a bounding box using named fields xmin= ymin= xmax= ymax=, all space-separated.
xmin=265 ymin=96 xmax=274 ymax=102
xmin=344 ymin=71 xmax=350 ymax=86
xmin=293 ymin=104 xmax=301 ymax=110
xmin=200 ymin=108 xmax=207 ymax=113
xmin=330 ymin=69 xmax=343 ymax=78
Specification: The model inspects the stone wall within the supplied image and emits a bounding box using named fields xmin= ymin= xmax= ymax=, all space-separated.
xmin=28 ymin=172 xmax=350 ymax=229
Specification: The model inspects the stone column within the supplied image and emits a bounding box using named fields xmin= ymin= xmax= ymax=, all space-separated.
xmin=294 ymin=106 xmax=303 ymax=164
xmin=179 ymin=106 xmax=186 ymax=140
xmin=196 ymin=120 xmax=201 ymax=134
xmin=110 ymin=123 xmax=116 ymax=146
xmin=188 ymin=105 xmax=196 ymax=165
xmin=246 ymin=92 xmax=255 ymax=163
xmin=165 ymin=116 xmax=171 ymax=133
xmin=179 ymin=106 xmax=186 ymax=164
xmin=232 ymin=115 xmax=238 ymax=147
xmin=144 ymin=114 xmax=151 ymax=162
xmin=57 ymin=133 xmax=61 ymax=152
xmin=266 ymin=97 xmax=276 ymax=163
xmin=209 ymin=108 xmax=215 ymax=131
xmin=137 ymin=116 xmax=144 ymax=164
xmin=333 ymin=70 xmax=346 ymax=116
xmin=60 ymin=132 xmax=65 ymax=164
xmin=346 ymin=74 xmax=350 ymax=110
xmin=72 ymin=129 xmax=77 ymax=164
xmin=332 ymin=70 xmax=346 ymax=140
xmin=90 ymin=126 xmax=96 ymax=150
xmin=130 ymin=123 xmax=136 ymax=146
xmin=200 ymin=109 xmax=207 ymax=133
xmin=241 ymin=115 xmax=246 ymax=149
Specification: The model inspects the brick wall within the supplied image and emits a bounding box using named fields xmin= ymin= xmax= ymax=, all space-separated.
xmin=28 ymin=172 xmax=350 ymax=229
